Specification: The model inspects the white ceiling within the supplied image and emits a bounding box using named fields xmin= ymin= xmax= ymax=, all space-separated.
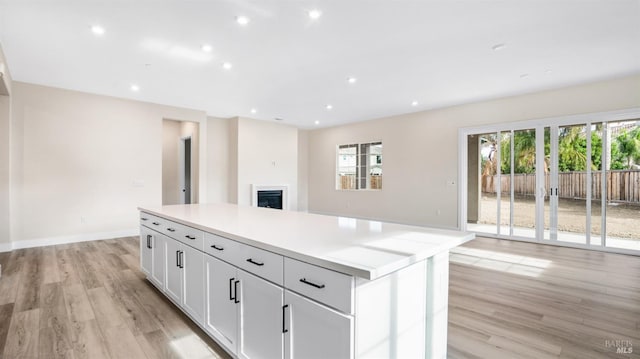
xmin=1 ymin=1 xmax=639 ymax=128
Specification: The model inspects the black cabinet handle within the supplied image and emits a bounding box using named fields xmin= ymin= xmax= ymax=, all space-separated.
xmin=176 ymin=250 xmax=180 ymax=267
xmin=152 ymin=222 xmax=160 ymax=226
xmin=141 ymin=217 xmax=148 ymax=221
xmin=246 ymin=258 xmax=264 ymax=266
xmin=147 ymin=234 xmax=152 ymax=249
xmin=233 ymin=280 xmax=240 ymax=303
xmin=229 ymin=277 xmax=235 ymax=301
xmin=167 ymin=228 xmax=176 ymax=232
xmin=282 ymin=305 xmax=289 ymax=333
xmin=300 ymin=278 xmax=325 ymax=289
xmin=211 ymin=245 xmax=224 ymax=251
xmin=179 ymin=251 xmax=184 ymax=269
xmin=185 ymin=235 xmax=196 ymax=240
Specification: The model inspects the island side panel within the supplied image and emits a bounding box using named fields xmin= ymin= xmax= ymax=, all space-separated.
xmin=354 ymin=260 xmax=428 ymax=358
xmin=426 ymin=250 xmax=450 ymax=359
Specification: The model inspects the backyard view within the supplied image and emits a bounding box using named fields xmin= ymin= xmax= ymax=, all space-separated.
xmin=473 ymin=120 xmax=640 ymax=248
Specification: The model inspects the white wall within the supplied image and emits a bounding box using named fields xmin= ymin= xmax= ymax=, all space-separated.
xmin=0 ymin=44 xmax=12 ymax=250
xmin=232 ymin=117 xmax=299 ymax=210
xmin=307 ymin=75 xmax=640 ymax=228
xmin=162 ymin=119 xmax=181 ymax=205
xmin=297 ymin=129 xmax=309 ymax=212
xmin=206 ymin=116 xmax=230 ymax=204
xmin=9 ymin=82 xmax=207 ymax=246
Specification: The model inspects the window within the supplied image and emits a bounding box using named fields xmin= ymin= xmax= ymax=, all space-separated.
xmin=336 ymin=142 xmax=382 ymax=190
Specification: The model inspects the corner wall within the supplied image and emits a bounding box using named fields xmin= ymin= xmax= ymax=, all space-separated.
xmin=307 ymin=75 xmax=640 ymax=228
xmin=10 ymin=82 xmax=207 ymax=247
xmin=0 ymin=44 xmax=12 ymax=250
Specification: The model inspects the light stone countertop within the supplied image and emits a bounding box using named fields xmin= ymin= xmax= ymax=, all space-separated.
xmin=139 ymin=203 xmax=475 ymax=280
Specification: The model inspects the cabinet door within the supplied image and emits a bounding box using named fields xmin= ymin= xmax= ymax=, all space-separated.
xmin=140 ymin=227 xmax=153 ymax=276
xmin=182 ymin=244 xmax=205 ymax=324
xmin=237 ymin=270 xmax=284 ymax=359
xmin=164 ymin=238 xmax=183 ymax=304
xmin=284 ymin=290 xmax=353 ymax=359
xmin=204 ymin=255 xmax=239 ymax=354
xmin=150 ymin=233 xmax=165 ymax=288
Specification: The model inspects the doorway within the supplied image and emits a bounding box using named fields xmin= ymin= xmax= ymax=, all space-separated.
xmin=180 ymin=137 xmax=192 ymax=204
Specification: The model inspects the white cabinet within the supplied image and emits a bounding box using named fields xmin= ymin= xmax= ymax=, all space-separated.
xmin=164 ymin=236 xmax=205 ymax=324
xmin=204 ymin=255 xmax=239 ymax=354
xmin=165 ymin=236 xmax=183 ymax=304
xmin=140 ymin=226 xmax=153 ymax=276
xmin=182 ymin=244 xmax=204 ymax=324
xmin=284 ymin=290 xmax=353 ymax=359
xmin=151 ymin=233 xmax=165 ymax=288
xmin=205 ymin=255 xmax=284 ymax=359
xmin=237 ymin=270 xmax=284 ymax=359
xmin=140 ymin=226 xmax=165 ymax=289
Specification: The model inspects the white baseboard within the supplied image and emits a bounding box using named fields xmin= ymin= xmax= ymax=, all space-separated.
xmin=4 ymin=228 xmax=140 ymax=251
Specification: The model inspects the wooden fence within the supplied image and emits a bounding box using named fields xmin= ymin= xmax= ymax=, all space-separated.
xmin=482 ymin=170 xmax=640 ymax=203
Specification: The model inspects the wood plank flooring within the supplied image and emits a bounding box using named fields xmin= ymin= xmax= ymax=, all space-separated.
xmin=0 ymin=236 xmax=637 ymax=358
xmin=0 ymin=238 xmax=231 ymax=359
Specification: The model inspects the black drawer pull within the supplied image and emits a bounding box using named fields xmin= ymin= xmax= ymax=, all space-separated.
xmin=282 ymin=304 xmax=289 ymax=333
xmin=229 ymin=277 xmax=235 ymax=301
xmin=147 ymin=234 xmax=152 ymax=249
xmin=300 ymin=278 xmax=325 ymax=289
xmin=211 ymin=245 xmax=224 ymax=251
xmin=234 ymin=280 xmax=240 ymax=303
xmin=167 ymin=228 xmax=176 ymax=232
xmin=152 ymin=222 xmax=160 ymax=226
xmin=185 ymin=235 xmax=196 ymax=240
xmin=141 ymin=217 xmax=148 ymax=221
xmin=246 ymin=258 xmax=264 ymax=266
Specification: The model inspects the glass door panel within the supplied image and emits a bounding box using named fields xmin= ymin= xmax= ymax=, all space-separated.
xmin=556 ymin=124 xmax=589 ymax=245
xmin=511 ymin=129 xmax=537 ymax=239
xmin=467 ymin=132 xmax=499 ymax=235
xmin=499 ymin=131 xmax=512 ymax=235
xmin=590 ymin=123 xmax=604 ymax=246
xmin=604 ymin=120 xmax=640 ymax=251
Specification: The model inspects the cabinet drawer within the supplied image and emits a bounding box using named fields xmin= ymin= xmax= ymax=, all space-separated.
xmin=204 ymin=233 xmax=242 ymax=264
xmin=236 ymin=244 xmax=284 ymax=286
xmin=140 ymin=212 xmax=164 ymax=231
xmin=163 ymin=221 xmax=204 ymax=251
xmin=284 ymin=258 xmax=354 ymax=315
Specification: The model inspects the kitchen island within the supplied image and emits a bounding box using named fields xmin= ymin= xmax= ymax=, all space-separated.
xmin=139 ymin=203 xmax=474 ymax=359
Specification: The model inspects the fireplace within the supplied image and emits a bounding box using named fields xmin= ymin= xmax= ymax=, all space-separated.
xmin=251 ymin=184 xmax=288 ymax=210
xmin=257 ymin=190 xmax=283 ymax=210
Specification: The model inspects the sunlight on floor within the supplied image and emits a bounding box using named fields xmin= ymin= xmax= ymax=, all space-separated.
xmin=170 ymin=334 xmax=220 ymax=359
xmin=450 ymin=247 xmax=552 ymax=277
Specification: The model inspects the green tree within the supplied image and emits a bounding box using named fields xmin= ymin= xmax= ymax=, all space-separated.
xmin=614 ymin=129 xmax=640 ymax=169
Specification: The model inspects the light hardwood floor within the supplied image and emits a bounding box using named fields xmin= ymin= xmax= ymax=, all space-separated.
xmin=0 ymin=236 xmax=637 ymax=358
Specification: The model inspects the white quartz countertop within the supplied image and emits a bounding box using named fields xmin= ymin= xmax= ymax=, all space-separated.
xmin=139 ymin=203 xmax=474 ymax=280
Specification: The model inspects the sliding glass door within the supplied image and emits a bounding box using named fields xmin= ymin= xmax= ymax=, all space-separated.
xmin=463 ymin=112 xmax=640 ymax=254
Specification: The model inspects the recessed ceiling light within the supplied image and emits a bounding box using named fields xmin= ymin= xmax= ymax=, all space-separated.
xmin=314 ymin=120 xmax=320 ymax=125
xmin=326 ymin=104 xmax=333 ymax=110
xmin=520 ymin=73 xmax=529 ymax=78
xmin=91 ymin=25 xmax=105 ymax=36
xmin=130 ymin=84 xmax=140 ymax=92
xmin=492 ymin=43 xmax=506 ymax=51
xmin=201 ymin=44 xmax=213 ymax=53
xmin=545 ymin=69 xmax=553 ymax=74
xmin=250 ymin=108 xmax=257 ymax=114
xmin=222 ymin=62 xmax=233 ymax=70
xmin=236 ymin=16 xmax=250 ymax=26
xmin=347 ymin=77 xmax=357 ymax=84
xmin=308 ymin=9 xmax=322 ymax=20
xmin=411 ymin=101 xmax=418 ymax=107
